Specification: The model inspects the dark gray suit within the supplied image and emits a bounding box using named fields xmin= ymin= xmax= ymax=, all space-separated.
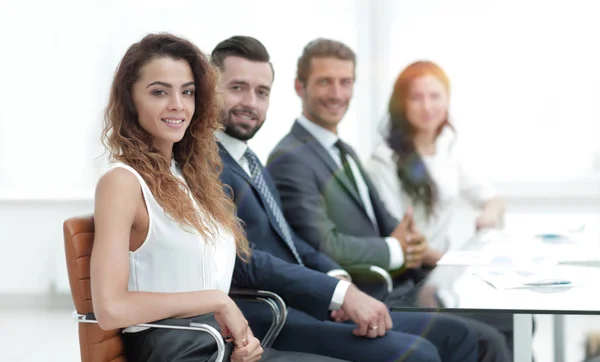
xmin=266 ymin=121 xmax=399 ymax=269
xmin=267 ymin=120 xmax=514 ymax=362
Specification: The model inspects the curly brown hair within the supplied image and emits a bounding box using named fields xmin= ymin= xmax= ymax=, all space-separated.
xmin=101 ymin=32 xmax=250 ymax=260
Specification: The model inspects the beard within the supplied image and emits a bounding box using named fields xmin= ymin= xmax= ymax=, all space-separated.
xmin=222 ymin=108 xmax=265 ymax=141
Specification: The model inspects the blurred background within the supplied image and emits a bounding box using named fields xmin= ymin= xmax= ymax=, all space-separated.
xmin=1 ymin=0 xmax=599 ymax=361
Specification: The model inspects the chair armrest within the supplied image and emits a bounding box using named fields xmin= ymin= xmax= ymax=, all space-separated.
xmin=344 ymin=265 xmax=393 ymax=293
xmin=228 ymin=289 xmax=288 ymax=348
xmin=344 ymin=265 xmax=394 ymax=301
xmin=73 ymin=312 xmax=226 ymax=362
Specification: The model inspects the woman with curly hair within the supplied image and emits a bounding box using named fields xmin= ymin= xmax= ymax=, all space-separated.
xmin=90 ymin=32 xmax=346 ymax=362
xmin=366 ymin=60 xmax=505 ymax=267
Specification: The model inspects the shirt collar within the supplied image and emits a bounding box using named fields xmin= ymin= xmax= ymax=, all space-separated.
xmin=296 ymin=114 xmax=340 ymax=151
xmin=215 ymin=130 xmax=248 ymax=164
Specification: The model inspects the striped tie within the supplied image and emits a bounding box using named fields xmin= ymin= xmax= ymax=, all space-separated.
xmin=244 ymin=149 xmax=304 ymax=265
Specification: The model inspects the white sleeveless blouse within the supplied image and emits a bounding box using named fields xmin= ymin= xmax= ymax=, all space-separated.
xmin=102 ymin=161 xmax=237 ymax=333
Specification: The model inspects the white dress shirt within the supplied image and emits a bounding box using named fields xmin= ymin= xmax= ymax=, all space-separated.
xmin=296 ymin=116 xmax=405 ymax=270
xmin=365 ymin=126 xmax=497 ymax=253
xmin=215 ymin=130 xmax=351 ymax=310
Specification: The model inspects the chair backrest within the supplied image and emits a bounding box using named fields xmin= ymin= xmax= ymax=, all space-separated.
xmin=63 ymin=214 xmax=127 ymax=362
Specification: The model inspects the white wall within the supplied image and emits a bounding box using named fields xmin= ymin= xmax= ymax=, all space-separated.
xmin=0 ymin=200 xmax=93 ymax=294
xmin=2 ymin=0 xmax=600 ymax=296
xmin=5 ymin=0 xmax=599 ymax=199
xmin=0 ymin=0 xmax=374 ymax=200
xmin=0 ymin=0 xmax=376 ymax=294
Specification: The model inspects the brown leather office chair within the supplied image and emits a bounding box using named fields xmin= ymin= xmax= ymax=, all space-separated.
xmin=63 ymin=214 xmax=287 ymax=362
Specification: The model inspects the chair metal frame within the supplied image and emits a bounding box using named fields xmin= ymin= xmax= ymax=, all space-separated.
xmin=73 ymin=312 xmax=227 ymax=362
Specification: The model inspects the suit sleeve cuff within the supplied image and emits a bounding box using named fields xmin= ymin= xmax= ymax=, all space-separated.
xmin=328 ymin=279 xmax=351 ymax=310
xmin=385 ymin=237 xmax=405 ymax=269
xmin=327 ymin=269 xmax=352 ymax=282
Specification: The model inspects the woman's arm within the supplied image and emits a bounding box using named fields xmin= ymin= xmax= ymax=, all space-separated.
xmin=453 ymin=140 xmax=505 ymax=230
xmin=476 ymin=198 xmax=506 ymax=230
xmin=90 ymin=168 xmax=239 ymax=331
xmin=364 ymin=152 xmax=405 ymax=221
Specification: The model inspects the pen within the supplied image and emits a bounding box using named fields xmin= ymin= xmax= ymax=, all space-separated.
xmin=523 ymin=279 xmax=571 ymax=286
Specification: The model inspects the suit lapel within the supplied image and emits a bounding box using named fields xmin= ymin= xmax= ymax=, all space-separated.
xmin=219 ymin=144 xmax=253 ymax=183
xmin=291 ymin=121 xmax=365 ymax=209
xmin=218 ymin=143 xmax=290 ymax=245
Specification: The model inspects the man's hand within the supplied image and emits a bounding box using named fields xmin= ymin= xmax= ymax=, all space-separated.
xmin=340 ymin=284 xmax=393 ymax=338
xmin=391 ymin=207 xmax=427 ymax=268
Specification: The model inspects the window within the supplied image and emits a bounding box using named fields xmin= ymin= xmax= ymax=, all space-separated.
xmin=372 ymin=0 xmax=600 ymax=190
xmin=0 ymin=0 xmax=365 ymax=199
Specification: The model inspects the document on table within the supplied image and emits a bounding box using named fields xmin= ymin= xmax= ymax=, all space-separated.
xmin=437 ymin=250 xmax=556 ymax=267
xmin=472 ymin=269 xmax=585 ymax=290
xmin=550 ymin=245 xmax=600 ymax=265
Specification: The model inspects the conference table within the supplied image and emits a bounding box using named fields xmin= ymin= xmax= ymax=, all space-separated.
xmin=390 ymin=212 xmax=600 ymax=362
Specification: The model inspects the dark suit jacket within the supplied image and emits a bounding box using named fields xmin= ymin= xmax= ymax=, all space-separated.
xmin=219 ymin=144 xmax=339 ymax=322
xmin=266 ymin=121 xmax=401 ymax=270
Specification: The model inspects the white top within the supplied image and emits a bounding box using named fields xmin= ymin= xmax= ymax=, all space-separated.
xmin=215 ymin=130 xmax=350 ymax=310
xmin=295 ymin=116 xmax=405 ymax=270
xmin=103 ymin=161 xmax=237 ymax=333
xmin=365 ymin=127 xmax=497 ymax=253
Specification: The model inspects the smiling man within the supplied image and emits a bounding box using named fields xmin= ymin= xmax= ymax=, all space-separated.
xmin=266 ymin=38 xmax=513 ymax=362
xmin=212 ymin=35 xmax=479 ymax=362
xmin=215 ymin=41 xmax=273 ymax=142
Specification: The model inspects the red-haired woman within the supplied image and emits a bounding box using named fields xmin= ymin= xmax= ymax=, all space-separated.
xmin=367 ymin=60 xmax=505 ymax=267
